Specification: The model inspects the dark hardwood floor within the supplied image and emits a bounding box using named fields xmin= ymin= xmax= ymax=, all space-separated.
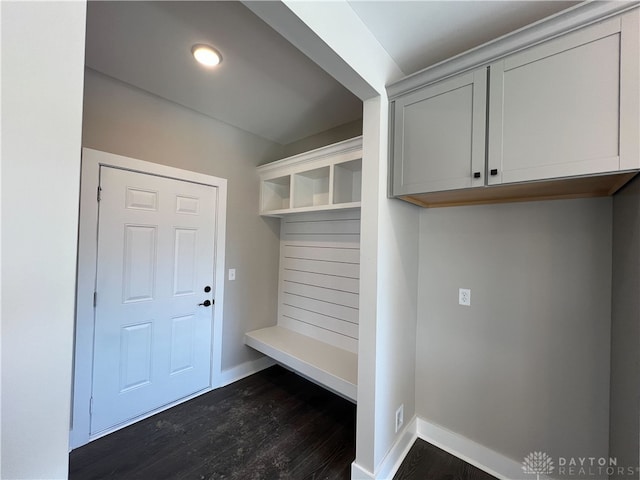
xmin=70 ymin=365 xmax=497 ymax=480
xmin=70 ymin=366 xmax=355 ymax=480
xmin=394 ymin=439 xmax=498 ymax=480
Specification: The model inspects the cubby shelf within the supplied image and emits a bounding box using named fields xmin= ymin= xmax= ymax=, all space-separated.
xmin=258 ymin=136 xmax=363 ymax=216
xmin=262 ymin=176 xmax=291 ymax=211
xmin=293 ymin=166 xmax=330 ymax=208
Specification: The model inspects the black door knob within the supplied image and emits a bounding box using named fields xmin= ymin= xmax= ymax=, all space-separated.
xmin=199 ymin=300 xmax=211 ymax=307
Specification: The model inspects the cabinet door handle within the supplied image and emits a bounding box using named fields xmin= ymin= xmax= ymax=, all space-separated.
xmin=490 ymin=169 xmax=498 ymax=176
xmin=473 ymin=172 xmax=481 ymax=179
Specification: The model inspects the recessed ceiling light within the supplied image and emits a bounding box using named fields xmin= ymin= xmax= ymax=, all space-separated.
xmin=191 ymin=44 xmax=222 ymax=67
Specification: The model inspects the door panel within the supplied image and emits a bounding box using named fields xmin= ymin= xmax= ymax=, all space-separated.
xmin=488 ymin=18 xmax=623 ymax=185
xmin=91 ymin=166 xmax=217 ymax=434
xmin=119 ymin=322 xmax=153 ymax=391
xmin=392 ymin=68 xmax=487 ymax=195
xmin=123 ymin=225 xmax=157 ymax=303
xmin=170 ymin=314 xmax=196 ymax=374
xmin=173 ymin=228 xmax=198 ymax=296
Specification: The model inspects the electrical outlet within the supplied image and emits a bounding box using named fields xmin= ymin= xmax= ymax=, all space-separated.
xmin=459 ymin=288 xmax=471 ymax=306
xmin=395 ymin=404 xmax=404 ymax=433
xmin=228 ymin=268 xmax=236 ymax=281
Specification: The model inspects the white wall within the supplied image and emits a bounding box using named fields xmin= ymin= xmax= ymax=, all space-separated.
xmin=416 ymin=198 xmax=612 ymax=471
xmin=252 ymin=4 xmax=420 ymax=476
xmin=1 ymin=2 xmax=87 ymax=478
xmin=357 ymin=96 xmax=419 ymax=476
xmin=81 ymin=69 xmax=283 ymax=374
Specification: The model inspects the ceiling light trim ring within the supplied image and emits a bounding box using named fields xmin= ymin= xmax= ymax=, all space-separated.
xmin=191 ymin=44 xmax=222 ymax=67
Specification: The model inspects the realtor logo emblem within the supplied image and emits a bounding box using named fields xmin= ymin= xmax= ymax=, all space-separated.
xmin=523 ymin=451 xmax=555 ymax=480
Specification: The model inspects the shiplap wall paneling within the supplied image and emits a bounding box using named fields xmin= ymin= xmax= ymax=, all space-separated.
xmin=278 ymin=210 xmax=360 ymax=353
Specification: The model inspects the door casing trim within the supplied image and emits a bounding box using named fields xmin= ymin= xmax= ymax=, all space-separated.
xmin=70 ymin=148 xmax=228 ymax=450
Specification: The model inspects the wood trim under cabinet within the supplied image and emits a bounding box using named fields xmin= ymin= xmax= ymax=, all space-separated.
xmin=399 ymin=172 xmax=638 ymax=208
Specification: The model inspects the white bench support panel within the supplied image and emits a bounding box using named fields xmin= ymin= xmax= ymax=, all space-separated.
xmin=245 ymin=326 xmax=358 ymax=402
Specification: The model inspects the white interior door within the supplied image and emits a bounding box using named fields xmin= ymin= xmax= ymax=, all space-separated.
xmin=91 ymin=166 xmax=217 ymax=434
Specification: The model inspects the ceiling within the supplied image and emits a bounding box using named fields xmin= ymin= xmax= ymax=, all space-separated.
xmin=84 ymin=1 xmax=363 ymax=145
xmin=85 ymin=1 xmax=579 ymax=146
xmin=348 ymin=1 xmax=579 ymax=75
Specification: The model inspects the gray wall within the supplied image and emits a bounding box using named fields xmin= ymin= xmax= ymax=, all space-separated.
xmin=280 ymin=119 xmax=362 ymax=159
xmin=82 ymin=68 xmax=282 ymax=372
xmin=416 ymin=198 xmax=612 ymax=470
xmin=610 ymin=175 xmax=640 ymax=478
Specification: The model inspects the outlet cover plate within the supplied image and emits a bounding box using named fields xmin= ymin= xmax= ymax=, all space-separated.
xmin=395 ymin=404 xmax=404 ymax=433
xmin=459 ymin=288 xmax=471 ymax=306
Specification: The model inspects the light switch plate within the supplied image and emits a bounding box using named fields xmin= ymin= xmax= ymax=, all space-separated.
xmin=229 ymin=268 xmax=236 ymax=281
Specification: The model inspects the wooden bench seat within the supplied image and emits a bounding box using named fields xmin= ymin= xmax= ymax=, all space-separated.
xmin=245 ymin=326 xmax=357 ymax=402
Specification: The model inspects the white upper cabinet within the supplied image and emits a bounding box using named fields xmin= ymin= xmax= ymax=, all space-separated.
xmin=488 ymin=11 xmax=640 ymax=185
xmin=388 ymin=5 xmax=640 ymax=205
xmin=392 ymin=69 xmax=487 ymax=195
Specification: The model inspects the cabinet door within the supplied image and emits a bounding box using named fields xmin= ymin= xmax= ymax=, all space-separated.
xmin=488 ymin=10 xmax=640 ymax=185
xmin=392 ymin=68 xmax=487 ymax=195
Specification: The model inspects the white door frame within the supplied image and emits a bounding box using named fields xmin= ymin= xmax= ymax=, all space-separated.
xmin=70 ymin=148 xmax=227 ymax=449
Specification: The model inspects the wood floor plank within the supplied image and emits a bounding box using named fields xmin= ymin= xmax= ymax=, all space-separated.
xmin=70 ymin=366 xmax=498 ymax=480
xmin=69 ymin=366 xmax=355 ymax=480
xmin=394 ymin=438 xmax=498 ymax=480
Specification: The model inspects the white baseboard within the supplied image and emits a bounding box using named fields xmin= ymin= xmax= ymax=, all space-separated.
xmin=350 ymin=417 xmax=555 ymax=480
xmin=351 ymin=462 xmax=375 ymax=480
xmin=375 ymin=416 xmax=419 ymax=480
xmin=416 ymin=418 xmax=550 ymax=480
xmin=351 ymin=416 xmax=418 ymax=480
xmin=214 ymin=355 xmax=275 ymax=388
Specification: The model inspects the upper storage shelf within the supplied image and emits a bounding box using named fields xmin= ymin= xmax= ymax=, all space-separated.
xmin=258 ymin=137 xmax=363 ymax=216
xmin=387 ymin=4 xmax=640 ymax=207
